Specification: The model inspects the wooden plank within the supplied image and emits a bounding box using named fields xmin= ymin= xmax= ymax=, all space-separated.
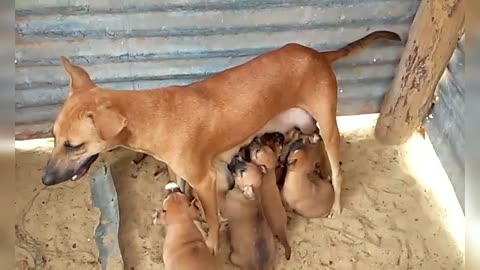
xmin=374 ymin=0 xmax=464 ymax=145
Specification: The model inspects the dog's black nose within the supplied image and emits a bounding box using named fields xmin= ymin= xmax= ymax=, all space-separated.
xmin=42 ymin=172 xmax=58 ymax=186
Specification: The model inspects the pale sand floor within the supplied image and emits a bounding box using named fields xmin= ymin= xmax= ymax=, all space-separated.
xmin=14 ymin=114 xmax=465 ymax=270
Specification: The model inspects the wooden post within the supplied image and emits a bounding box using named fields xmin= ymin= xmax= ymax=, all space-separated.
xmin=374 ymin=0 xmax=465 ymax=145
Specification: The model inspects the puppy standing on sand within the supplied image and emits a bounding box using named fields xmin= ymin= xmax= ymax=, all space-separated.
xmin=249 ymin=137 xmax=291 ymax=260
xmin=222 ymin=160 xmax=276 ymax=270
xmin=160 ymin=182 xmax=219 ymax=270
xmin=282 ymin=139 xmax=334 ymax=218
xmin=41 ymin=31 xmax=401 ymax=253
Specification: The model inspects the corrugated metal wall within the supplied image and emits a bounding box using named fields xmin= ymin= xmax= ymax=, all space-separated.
xmin=15 ymin=0 xmax=420 ymax=139
xmin=425 ymin=35 xmax=465 ymax=211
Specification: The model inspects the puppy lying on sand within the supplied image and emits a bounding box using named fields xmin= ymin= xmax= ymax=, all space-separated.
xmin=282 ymin=139 xmax=334 ymax=218
xmin=249 ymin=137 xmax=291 ymax=260
xmin=160 ymin=182 xmax=219 ymax=270
xmin=222 ymin=160 xmax=276 ymax=270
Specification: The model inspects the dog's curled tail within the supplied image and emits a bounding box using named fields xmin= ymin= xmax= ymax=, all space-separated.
xmin=324 ymin=30 xmax=401 ymax=62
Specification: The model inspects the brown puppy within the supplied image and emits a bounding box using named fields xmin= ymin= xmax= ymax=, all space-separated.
xmin=160 ymin=182 xmax=219 ymax=270
xmin=222 ymin=160 xmax=276 ymax=270
xmin=282 ymin=139 xmax=334 ymax=218
xmin=42 ymin=31 xmax=400 ymax=253
xmin=249 ymin=137 xmax=291 ymax=260
xmin=259 ymin=132 xmax=285 ymax=158
xmin=282 ymin=128 xmax=331 ymax=180
xmin=259 ymin=132 xmax=286 ymax=185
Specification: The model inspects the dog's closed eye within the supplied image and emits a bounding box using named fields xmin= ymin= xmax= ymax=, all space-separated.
xmin=63 ymin=140 xmax=85 ymax=151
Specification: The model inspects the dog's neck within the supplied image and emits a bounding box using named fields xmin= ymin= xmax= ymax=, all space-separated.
xmin=100 ymin=87 xmax=182 ymax=161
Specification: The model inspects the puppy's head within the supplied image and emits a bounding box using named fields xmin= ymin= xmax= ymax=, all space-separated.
xmin=249 ymin=137 xmax=277 ymax=169
xmin=42 ymin=57 xmax=128 ymax=186
xmin=260 ymin=132 xmax=284 ymax=158
xmin=230 ymin=160 xmax=266 ymax=200
xmin=286 ymin=139 xmax=310 ymax=171
xmin=160 ymin=182 xmax=198 ymax=225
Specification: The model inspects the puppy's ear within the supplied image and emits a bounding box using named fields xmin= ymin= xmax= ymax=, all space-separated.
xmin=258 ymin=165 xmax=267 ymax=174
xmin=310 ymin=134 xmax=321 ymax=144
xmin=242 ymin=185 xmax=255 ymax=200
xmin=60 ymin=56 xmax=95 ymax=95
xmin=188 ymin=204 xmax=201 ymax=220
xmin=189 ymin=198 xmax=204 ymax=220
xmin=87 ymin=104 xmax=127 ymax=140
xmin=287 ymin=156 xmax=298 ymax=166
xmin=159 ymin=210 xmax=167 ymax=225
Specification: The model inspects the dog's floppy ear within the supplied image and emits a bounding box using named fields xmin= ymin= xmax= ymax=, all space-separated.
xmin=61 ymin=56 xmax=95 ymax=95
xmin=87 ymin=104 xmax=127 ymax=140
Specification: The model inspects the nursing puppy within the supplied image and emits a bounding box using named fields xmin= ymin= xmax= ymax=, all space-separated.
xmin=282 ymin=139 xmax=334 ymax=218
xmin=222 ymin=160 xmax=276 ymax=270
xmin=249 ymin=137 xmax=291 ymax=260
xmin=160 ymin=183 xmax=219 ymax=270
xmin=282 ymin=128 xmax=331 ymax=180
xmin=260 ymin=132 xmax=286 ymax=185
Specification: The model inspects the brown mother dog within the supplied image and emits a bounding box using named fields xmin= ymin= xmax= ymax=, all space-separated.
xmin=42 ymin=31 xmax=400 ymax=253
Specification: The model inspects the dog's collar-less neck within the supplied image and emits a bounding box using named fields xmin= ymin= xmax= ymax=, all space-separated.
xmin=101 ymin=88 xmax=176 ymax=162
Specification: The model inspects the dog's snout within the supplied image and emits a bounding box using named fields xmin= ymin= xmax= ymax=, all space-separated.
xmin=42 ymin=172 xmax=58 ymax=186
xmin=42 ymin=159 xmax=72 ymax=186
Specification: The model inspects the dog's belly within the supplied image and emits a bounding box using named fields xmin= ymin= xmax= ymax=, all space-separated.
xmin=218 ymin=108 xmax=316 ymax=163
xmin=262 ymin=107 xmax=316 ymax=134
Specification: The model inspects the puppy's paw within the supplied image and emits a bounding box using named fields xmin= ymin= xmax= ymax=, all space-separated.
xmin=327 ymin=203 xmax=342 ymax=219
xmin=151 ymin=210 xmax=160 ymax=225
xmin=205 ymin=237 xmax=218 ymax=256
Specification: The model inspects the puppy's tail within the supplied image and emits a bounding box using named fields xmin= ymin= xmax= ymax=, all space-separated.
xmin=323 ymin=31 xmax=401 ymax=62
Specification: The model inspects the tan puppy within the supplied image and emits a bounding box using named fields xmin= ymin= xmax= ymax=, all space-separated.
xmin=160 ymin=182 xmax=219 ymax=270
xmin=282 ymin=139 xmax=334 ymax=218
xmin=222 ymin=160 xmax=276 ymax=270
xmin=249 ymin=137 xmax=291 ymax=260
xmin=42 ymin=31 xmax=400 ymax=253
xmin=282 ymin=128 xmax=331 ymax=179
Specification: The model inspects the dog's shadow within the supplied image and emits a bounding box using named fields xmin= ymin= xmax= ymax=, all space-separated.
xmin=106 ymin=149 xmax=168 ymax=269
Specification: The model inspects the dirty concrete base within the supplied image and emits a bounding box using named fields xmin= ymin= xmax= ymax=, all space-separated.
xmin=14 ymin=114 xmax=465 ymax=270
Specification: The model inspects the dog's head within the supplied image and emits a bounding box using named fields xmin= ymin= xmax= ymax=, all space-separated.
xmin=160 ymin=182 xmax=198 ymax=225
xmin=260 ymin=132 xmax=284 ymax=158
xmin=286 ymin=139 xmax=309 ymax=169
xmin=230 ymin=160 xmax=266 ymax=200
xmin=249 ymin=138 xmax=277 ymax=170
xmin=42 ymin=57 xmax=128 ymax=186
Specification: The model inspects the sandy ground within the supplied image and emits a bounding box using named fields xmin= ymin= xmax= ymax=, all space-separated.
xmin=14 ymin=114 xmax=465 ymax=270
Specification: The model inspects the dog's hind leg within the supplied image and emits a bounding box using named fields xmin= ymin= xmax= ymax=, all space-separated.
xmin=303 ymin=76 xmax=343 ymax=218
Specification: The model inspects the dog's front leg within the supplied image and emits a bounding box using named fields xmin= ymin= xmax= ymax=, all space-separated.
xmin=191 ymin=168 xmax=219 ymax=255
